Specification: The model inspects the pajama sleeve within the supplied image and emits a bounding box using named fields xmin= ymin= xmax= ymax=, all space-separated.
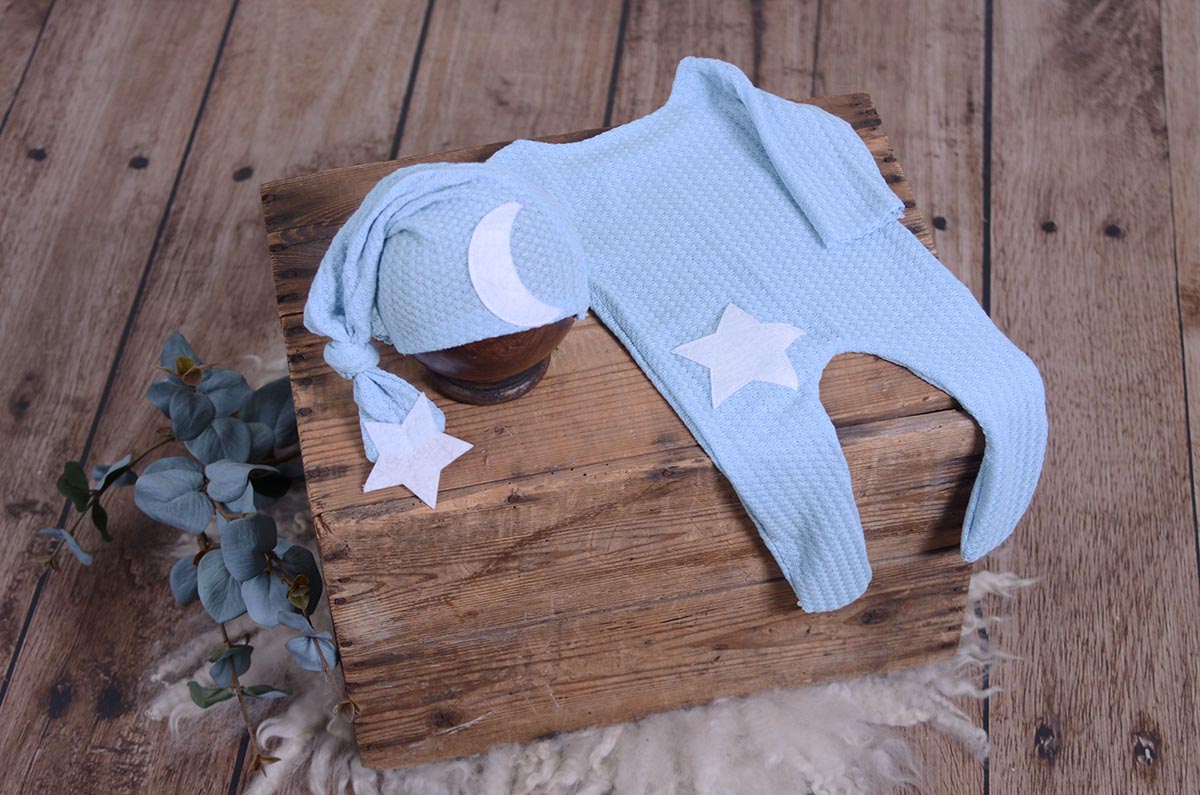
xmin=705 ymin=59 xmax=905 ymax=247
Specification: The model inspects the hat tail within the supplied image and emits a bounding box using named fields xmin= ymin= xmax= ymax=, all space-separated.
xmin=302 ymin=170 xmax=446 ymax=460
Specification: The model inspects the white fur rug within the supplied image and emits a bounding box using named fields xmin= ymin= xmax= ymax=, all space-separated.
xmin=146 ymin=493 xmax=1026 ymax=795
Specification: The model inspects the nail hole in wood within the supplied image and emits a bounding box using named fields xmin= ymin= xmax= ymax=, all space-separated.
xmin=233 ymin=165 xmax=254 ymax=182
xmin=1041 ymin=221 xmax=1057 ymax=234
xmin=27 ymin=147 xmax=46 ymax=161
xmin=1133 ymin=729 xmax=1160 ymax=767
xmin=1104 ymin=223 xmax=1123 ymax=238
xmin=47 ymin=678 xmax=72 ymax=718
xmin=128 ymin=155 xmax=149 ymax=169
xmin=1034 ymin=719 xmax=1062 ymax=765
xmin=932 ymin=216 xmax=947 ymax=230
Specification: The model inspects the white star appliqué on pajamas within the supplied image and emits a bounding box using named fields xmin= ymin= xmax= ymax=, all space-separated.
xmin=672 ymin=304 xmax=805 ymax=409
xmin=362 ymin=395 xmax=472 ymax=505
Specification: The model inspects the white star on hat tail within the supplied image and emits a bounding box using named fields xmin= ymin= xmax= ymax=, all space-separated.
xmin=362 ymin=395 xmax=472 ymax=506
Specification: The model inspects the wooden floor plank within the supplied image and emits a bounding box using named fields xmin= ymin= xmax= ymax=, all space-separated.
xmin=395 ymin=0 xmax=624 ymax=156
xmin=0 ymin=0 xmax=54 ymax=122
xmin=816 ymin=0 xmax=985 ymax=299
xmin=988 ymin=0 xmax=1200 ymax=791
xmin=0 ymin=1 xmax=430 ymax=792
xmin=0 ymin=0 xmax=233 ymax=684
xmin=814 ymin=3 xmax=987 ymax=792
xmin=612 ymin=0 xmax=818 ymax=124
xmin=1164 ymin=0 xmax=1200 ymax=548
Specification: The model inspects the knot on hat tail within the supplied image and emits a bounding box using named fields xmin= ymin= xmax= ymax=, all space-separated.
xmin=325 ymin=340 xmax=381 ymax=378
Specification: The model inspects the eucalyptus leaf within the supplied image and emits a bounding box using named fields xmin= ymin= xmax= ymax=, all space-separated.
xmin=240 ymin=572 xmax=292 ymax=627
xmin=281 ymin=544 xmax=322 ymax=616
xmin=167 ymin=387 xmax=217 ymax=442
xmin=147 ymin=380 xmax=179 ymax=416
xmin=91 ymin=454 xmax=136 ymax=489
xmin=242 ymin=684 xmax=292 ymax=700
xmin=275 ymin=610 xmax=313 ymax=635
xmin=161 ymin=332 xmax=200 ymax=373
xmin=56 ymin=461 xmax=90 ymax=511
xmin=170 ymin=555 xmax=199 ymax=605
xmin=133 ymin=457 xmax=213 ymax=534
xmin=208 ymin=643 xmax=253 ymax=687
xmin=240 ymin=377 xmax=298 ymax=449
xmin=204 ymin=461 xmax=277 ymax=504
xmin=221 ymin=485 xmax=261 ymax=515
xmin=285 ymin=632 xmax=337 ymax=672
xmin=221 ymin=515 xmax=277 ymax=582
xmin=186 ymin=417 xmax=252 ymax=465
xmin=38 ymin=528 xmax=92 ymax=567
xmin=249 ymin=469 xmax=290 ymax=500
xmin=199 ymin=368 xmax=251 ymax=417
xmin=90 ymin=501 xmax=111 ymax=542
xmin=246 ymin=421 xmax=274 ymax=462
xmin=186 ymin=681 xmax=234 ymax=709
xmin=197 ymin=550 xmax=247 ymax=622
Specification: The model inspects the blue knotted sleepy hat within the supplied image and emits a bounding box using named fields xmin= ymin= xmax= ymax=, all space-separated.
xmin=304 ymin=163 xmax=589 ymax=461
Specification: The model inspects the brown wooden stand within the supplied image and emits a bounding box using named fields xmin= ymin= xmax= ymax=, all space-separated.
xmin=414 ymin=316 xmax=575 ymax=404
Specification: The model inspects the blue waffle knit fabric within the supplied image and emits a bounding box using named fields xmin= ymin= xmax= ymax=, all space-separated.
xmin=304 ymin=163 xmax=589 ymax=460
xmin=488 ymin=57 xmax=1047 ymax=611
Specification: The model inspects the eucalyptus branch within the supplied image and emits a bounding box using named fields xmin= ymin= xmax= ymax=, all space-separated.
xmin=40 ymin=331 xmax=319 ymax=774
xmin=220 ymin=624 xmax=276 ymax=771
xmin=269 ymin=556 xmax=334 ymax=679
xmin=43 ymin=433 xmax=177 ymax=570
xmin=42 ymin=502 xmax=92 ymax=571
xmin=268 ymin=552 xmax=354 ymax=716
xmin=214 ymin=502 xmax=253 ymax=522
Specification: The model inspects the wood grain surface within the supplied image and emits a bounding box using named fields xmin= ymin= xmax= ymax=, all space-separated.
xmin=0 ymin=0 xmax=235 ymax=682
xmin=1 ymin=1 xmax=1196 ymax=791
xmin=397 ymin=0 xmax=623 ymax=157
xmin=813 ymin=4 xmax=987 ymax=791
xmin=987 ymin=0 xmax=1200 ymax=791
xmin=0 ymin=0 xmax=53 ymax=123
xmin=265 ymin=91 xmax=976 ymax=768
xmin=0 ymin=1 xmax=429 ymax=792
xmin=1164 ymin=0 xmax=1200 ymax=644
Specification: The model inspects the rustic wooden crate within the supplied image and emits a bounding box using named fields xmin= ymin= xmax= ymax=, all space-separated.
xmin=262 ymin=93 xmax=978 ymax=770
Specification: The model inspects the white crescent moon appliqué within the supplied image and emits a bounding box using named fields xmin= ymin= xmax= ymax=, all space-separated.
xmin=468 ymin=202 xmax=563 ymax=328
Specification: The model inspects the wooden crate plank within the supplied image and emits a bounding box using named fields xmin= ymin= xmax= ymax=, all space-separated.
xmin=280 ymin=311 xmax=958 ymax=514
xmin=0 ymin=1 xmax=429 ymax=792
xmin=815 ymin=3 xmax=987 ymax=792
xmin=396 ymin=0 xmax=623 ymax=156
xmin=988 ymin=0 xmax=1200 ymax=791
xmin=0 ymin=0 xmax=233 ymax=679
xmin=352 ymin=551 xmax=969 ymax=765
xmin=323 ymin=409 xmax=980 ymax=648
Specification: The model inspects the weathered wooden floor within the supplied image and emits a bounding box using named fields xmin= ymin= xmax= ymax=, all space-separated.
xmin=0 ymin=1 xmax=1197 ymax=792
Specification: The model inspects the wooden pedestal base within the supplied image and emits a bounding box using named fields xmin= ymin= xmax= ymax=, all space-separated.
xmin=414 ymin=317 xmax=574 ymax=405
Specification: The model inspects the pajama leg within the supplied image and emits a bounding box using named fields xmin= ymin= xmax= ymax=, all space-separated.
xmin=859 ymin=235 xmax=1048 ymax=564
xmin=715 ymin=393 xmax=874 ymax=612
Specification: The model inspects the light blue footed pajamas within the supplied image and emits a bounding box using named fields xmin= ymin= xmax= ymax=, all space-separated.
xmin=489 ymin=58 xmax=1047 ymax=611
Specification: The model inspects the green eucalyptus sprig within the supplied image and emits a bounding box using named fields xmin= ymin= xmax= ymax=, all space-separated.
xmin=38 ymin=332 xmax=355 ymax=772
